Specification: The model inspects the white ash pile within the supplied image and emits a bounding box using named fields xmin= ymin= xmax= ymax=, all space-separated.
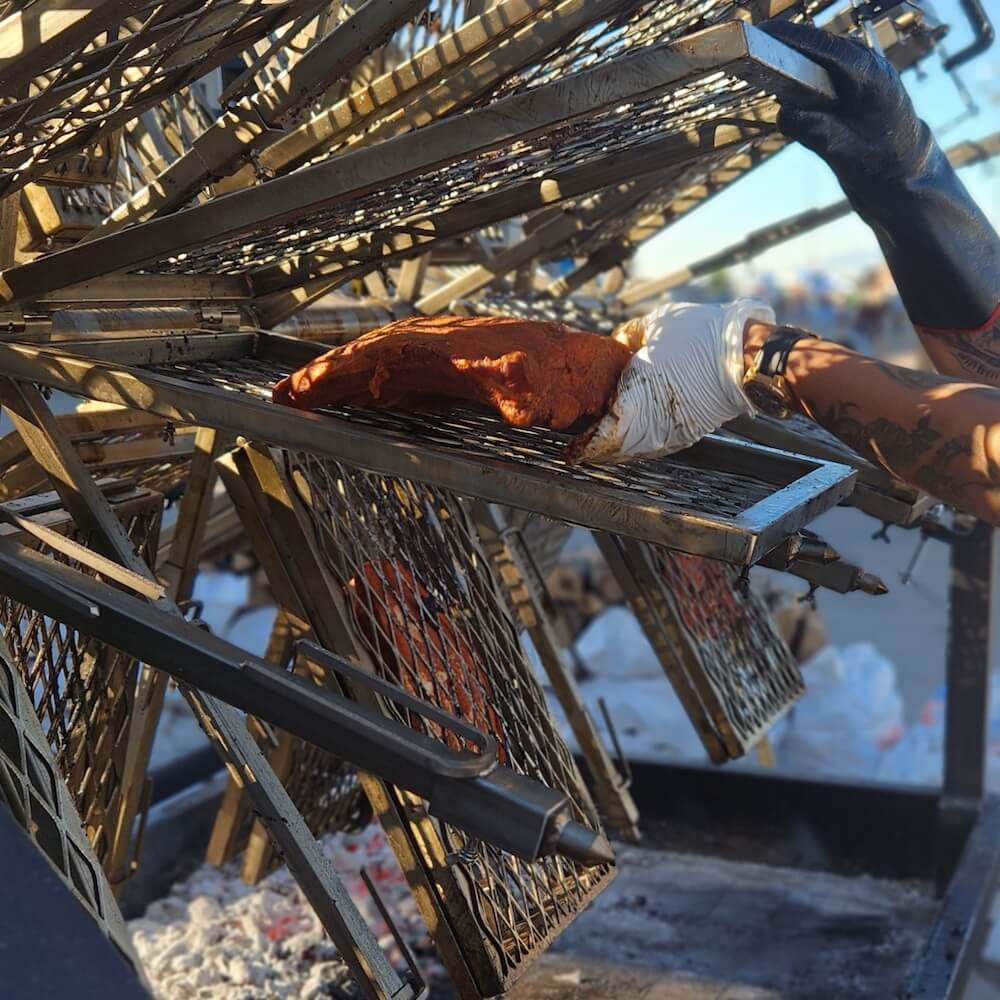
xmin=130 ymin=824 xmax=443 ymax=1000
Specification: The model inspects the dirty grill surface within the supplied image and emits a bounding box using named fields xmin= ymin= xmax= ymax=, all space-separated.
xmin=288 ymin=452 xmax=612 ymax=991
xmin=0 ymin=494 xmax=162 ymax=868
xmin=145 ymin=355 xmax=777 ymax=522
xmin=651 ymin=548 xmax=803 ymax=747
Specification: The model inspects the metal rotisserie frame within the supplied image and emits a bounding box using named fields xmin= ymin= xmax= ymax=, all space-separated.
xmin=596 ymin=533 xmax=803 ymax=763
xmin=726 ymin=412 xmax=933 ymax=527
xmin=0 ymin=405 xmax=194 ymax=501
xmin=0 ymin=482 xmax=163 ymax=876
xmin=0 ymin=332 xmax=857 ymax=566
xmin=0 ymin=19 xmax=836 ymax=313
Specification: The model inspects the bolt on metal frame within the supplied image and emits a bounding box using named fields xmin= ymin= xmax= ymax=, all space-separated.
xmin=0 ymin=331 xmax=857 ymax=564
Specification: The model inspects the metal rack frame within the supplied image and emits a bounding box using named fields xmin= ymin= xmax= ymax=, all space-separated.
xmin=0 ymin=20 xmax=835 ymax=310
xmin=0 ymin=332 xmax=857 ymax=564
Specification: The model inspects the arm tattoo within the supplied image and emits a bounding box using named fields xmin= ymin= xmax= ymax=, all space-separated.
xmin=924 ymin=317 xmax=1000 ymax=386
xmin=816 ymin=400 xmax=981 ymax=503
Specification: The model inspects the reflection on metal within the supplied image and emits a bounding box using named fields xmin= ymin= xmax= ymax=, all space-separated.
xmin=596 ymin=534 xmax=804 ymax=762
xmin=0 ymin=334 xmax=858 ymax=564
xmin=0 ymin=405 xmax=194 ymax=502
xmin=726 ymin=412 xmax=932 ymax=527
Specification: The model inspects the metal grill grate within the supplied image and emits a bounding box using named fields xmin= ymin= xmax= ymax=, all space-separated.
xmin=598 ymin=534 xmax=803 ymax=761
xmin=0 ymin=488 xmax=162 ymax=867
xmin=287 ymin=451 xmax=612 ymax=992
xmin=0 ymin=416 xmax=193 ymax=503
xmin=0 ymin=0 xmax=324 ymax=193
xmin=0 ymin=633 xmax=141 ymax=973
xmin=141 ymin=73 xmax=768 ymax=277
xmin=461 ymin=291 xmax=619 ymax=334
xmin=148 ymin=355 xmax=777 ymax=521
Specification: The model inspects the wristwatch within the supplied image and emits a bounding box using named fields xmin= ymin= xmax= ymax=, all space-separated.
xmin=742 ymin=325 xmax=817 ymax=419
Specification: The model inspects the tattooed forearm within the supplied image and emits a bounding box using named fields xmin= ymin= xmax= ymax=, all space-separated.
xmin=921 ymin=317 xmax=1000 ymax=387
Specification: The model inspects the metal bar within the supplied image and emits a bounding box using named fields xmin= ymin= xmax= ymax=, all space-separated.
xmin=0 ymin=531 xmax=612 ymax=866
xmin=243 ymin=0 xmax=591 ymax=182
xmin=938 ymin=520 xmax=996 ymax=890
xmin=0 ymin=20 xmax=833 ymax=302
xmin=91 ymin=0 xmax=430 ymax=236
xmin=251 ymin=111 xmax=776 ymax=320
xmin=0 ymin=388 xmax=415 ymax=1000
xmin=469 ymin=500 xmax=641 ymax=840
xmin=0 ymin=662 xmax=148 ymax=995
xmin=0 ymin=337 xmax=857 ymax=564
xmin=111 ymin=425 xmax=227 ymax=885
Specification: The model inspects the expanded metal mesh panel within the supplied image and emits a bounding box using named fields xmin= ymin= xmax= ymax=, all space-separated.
xmin=0 ymin=0 xmax=321 ymax=193
xmin=144 ymin=354 xmax=779 ymax=523
xmin=140 ymin=73 xmax=770 ymax=278
xmin=0 ymin=636 xmax=139 ymax=970
xmin=604 ymin=535 xmax=803 ymax=761
xmin=489 ymin=0 xmax=838 ymax=98
xmin=0 ymin=492 xmax=162 ymax=867
xmin=564 ymin=133 xmax=789 ymax=262
xmin=462 ymin=291 xmax=618 ymax=334
xmin=287 ymin=452 xmax=611 ymax=990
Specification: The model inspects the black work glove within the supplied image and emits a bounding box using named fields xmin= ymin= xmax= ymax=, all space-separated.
xmin=759 ymin=20 xmax=1000 ymax=333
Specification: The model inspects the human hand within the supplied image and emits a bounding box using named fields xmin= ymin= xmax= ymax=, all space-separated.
xmin=758 ymin=21 xmax=931 ymax=195
xmin=569 ymin=300 xmax=774 ymax=465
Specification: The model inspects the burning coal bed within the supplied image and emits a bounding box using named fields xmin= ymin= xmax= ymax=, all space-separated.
xmin=129 ymin=824 xmax=445 ymax=999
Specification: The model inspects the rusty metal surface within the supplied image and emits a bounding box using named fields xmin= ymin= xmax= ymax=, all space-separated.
xmin=598 ymin=534 xmax=803 ymax=762
xmin=286 ymin=452 xmax=613 ymax=995
xmin=0 ymin=486 xmax=163 ymax=870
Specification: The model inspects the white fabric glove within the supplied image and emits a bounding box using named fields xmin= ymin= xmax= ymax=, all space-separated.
xmin=569 ymin=299 xmax=774 ymax=465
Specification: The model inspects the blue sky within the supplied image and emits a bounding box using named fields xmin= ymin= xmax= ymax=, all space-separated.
xmin=633 ymin=0 xmax=1000 ymax=287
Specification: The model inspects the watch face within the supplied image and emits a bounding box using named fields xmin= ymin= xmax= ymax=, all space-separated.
xmin=744 ymin=379 xmax=789 ymax=419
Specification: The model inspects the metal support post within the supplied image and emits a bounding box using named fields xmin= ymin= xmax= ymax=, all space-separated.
xmin=938 ymin=519 xmax=996 ymax=891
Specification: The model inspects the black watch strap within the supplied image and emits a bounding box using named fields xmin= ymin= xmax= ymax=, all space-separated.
xmin=756 ymin=326 xmax=817 ymax=377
